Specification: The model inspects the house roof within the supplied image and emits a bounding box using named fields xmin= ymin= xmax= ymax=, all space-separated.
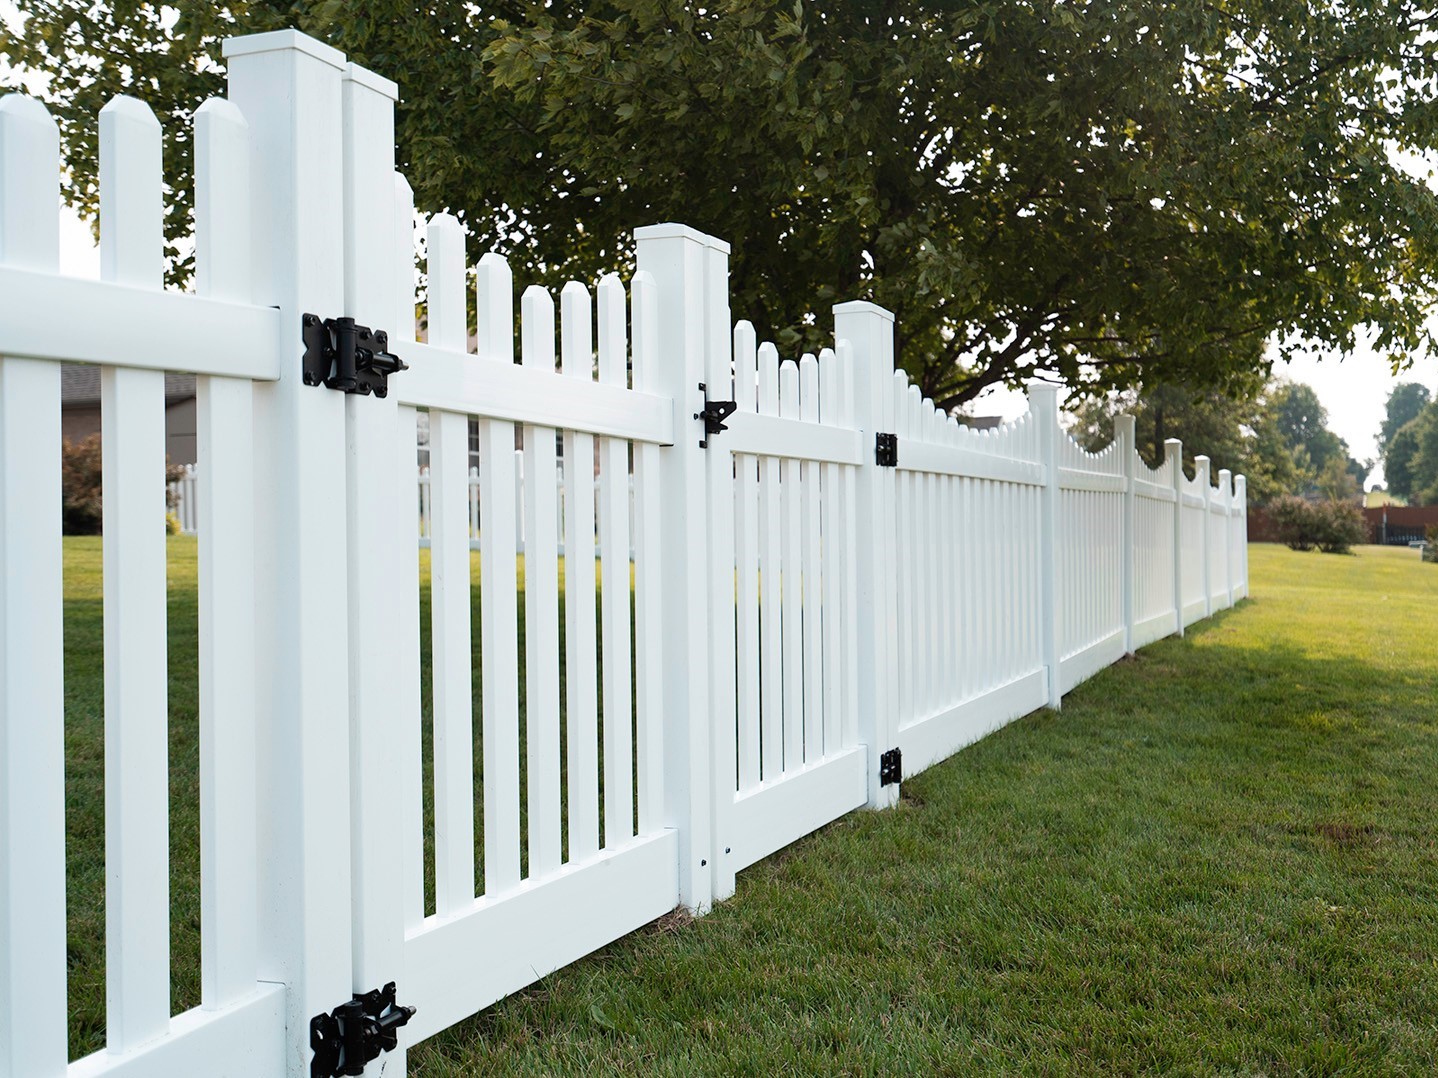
xmin=60 ymin=365 xmax=197 ymax=407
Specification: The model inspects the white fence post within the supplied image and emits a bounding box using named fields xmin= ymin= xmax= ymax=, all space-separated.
xmin=635 ymin=223 xmax=719 ymax=913
xmin=0 ymin=91 xmax=68 ymax=1078
xmin=1166 ymin=438 xmax=1184 ymax=637
xmin=1116 ymin=413 xmax=1136 ymax=654
xmin=224 ymin=30 xmax=355 ymax=1073
xmin=1031 ymin=383 xmax=1062 ymax=710
xmin=1195 ymin=455 xmax=1212 ymax=618
xmin=832 ymin=301 xmax=899 ymax=809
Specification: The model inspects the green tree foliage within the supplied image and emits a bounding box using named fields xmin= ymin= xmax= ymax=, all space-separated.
xmin=1267 ymin=381 xmax=1369 ymax=491
xmin=1379 ymin=382 xmax=1430 ymax=454
xmin=1382 ymin=398 xmax=1438 ymax=505
xmin=10 ymin=1 xmax=1438 ymax=405
xmin=1385 ymin=420 xmax=1423 ymax=501
xmin=1067 ymin=376 xmax=1302 ymax=505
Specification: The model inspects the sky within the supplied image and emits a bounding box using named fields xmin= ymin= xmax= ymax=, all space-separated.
xmin=971 ymin=340 xmax=1438 ymax=490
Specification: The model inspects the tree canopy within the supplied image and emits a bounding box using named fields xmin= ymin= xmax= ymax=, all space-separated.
xmin=1383 ymin=394 xmax=1438 ymax=505
xmin=1379 ymin=382 xmax=1431 ymax=455
xmin=9 ymin=1 xmax=1438 ymax=406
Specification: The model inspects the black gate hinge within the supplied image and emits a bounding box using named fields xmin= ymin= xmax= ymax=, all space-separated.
xmin=879 ymin=747 xmax=902 ymax=786
xmin=310 ymin=982 xmax=416 ymax=1078
xmin=303 ymin=314 xmax=409 ymax=398
xmin=695 ymin=382 xmax=738 ymax=448
xmin=875 ymin=432 xmax=898 ymax=467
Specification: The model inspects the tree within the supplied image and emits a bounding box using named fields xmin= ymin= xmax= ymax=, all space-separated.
xmin=1386 ymin=419 xmax=1423 ymax=502
xmin=1268 ymin=380 xmax=1370 ymax=492
xmin=1067 ymin=376 xmax=1302 ymax=505
xmin=1379 ymin=382 xmax=1430 ymax=455
xmin=10 ymin=1 xmax=1438 ymax=406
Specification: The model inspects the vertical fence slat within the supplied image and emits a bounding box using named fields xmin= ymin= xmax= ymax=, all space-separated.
xmin=778 ymin=362 xmax=803 ymax=771
xmin=426 ymin=213 xmax=476 ymax=915
xmin=521 ymin=285 xmax=562 ymax=878
xmin=0 ymin=91 xmax=67 ymax=1078
xmin=99 ymin=94 xmax=171 ymax=1049
xmin=193 ymin=95 xmax=259 ymax=1011
xmin=597 ymin=274 xmax=635 ymax=847
xmin=894 ymin=375 xmax=915 ymax=724
xmin=477 ymin=254 xmax=522 ymax=893
xmin=561 ymin=281 xmax=601 ymax=863
xmin=757 ymin=343 xmax=783 ymax=782
xmin=733 ymin=324 xmax=761 ymax=788
xmin=836 ymin=342 xmax=861 ymax=748
xmin=391 ymin=175 xmax=425 ymax=932
xmin=817 ymin=348 xmax=844 ymax=757
xmin=630 ymin=272 xmax=664 ymax=835
xmin=798 ymin=355 xmax=823 ymax=764
xmin=1033 ymin=384 xmax=1061 ymax=709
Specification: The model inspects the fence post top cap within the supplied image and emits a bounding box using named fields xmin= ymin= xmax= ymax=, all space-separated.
xmin=222 ymin=30 xmax=347 ymax=71
xmin=632 ymin=223 xmax=730 ymax=253
xmin=344 ymin=62 xmax=399 ymax=102
xmin=832 ymin=300 xmax=894 ymax=322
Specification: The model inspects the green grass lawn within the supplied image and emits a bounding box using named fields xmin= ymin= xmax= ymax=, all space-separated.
xmin=60 ymin=542 xmax=1438 ymax=1072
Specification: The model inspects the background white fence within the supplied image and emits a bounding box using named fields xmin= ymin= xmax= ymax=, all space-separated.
xmin=0 ymin=30 xmax=1249 ymax=1078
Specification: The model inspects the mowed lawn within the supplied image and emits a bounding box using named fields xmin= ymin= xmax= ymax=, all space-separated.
xmin=60 ymin=541 xmax=1438 ymax=1072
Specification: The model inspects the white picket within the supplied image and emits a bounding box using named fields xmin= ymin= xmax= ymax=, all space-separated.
xmin=0 ymin=91 xmax=67 ymax=1078
xmin=733 ymin=324 xmax=762 ymax=789
xmin=476 ymin=254 xmax=523 ymax=895
xmin=757 ymin=343 xmax=783 ymax=781
xmin=193 ymin=95 xmax=259 ymax=1012
xmin=521 ymin=285 xmax=563 ymax=879
xmin=561 ymin=281 xmax=601 ymax=863
xmin=799 ymin=355 xmax=824 ymax=764
xmin=425 ymin=213 xmax=476 ymax=916
xmin=596 ymin=274 xmax=635 ymax=847
xmin=99 ymin=93 xmax=172 ymax=1050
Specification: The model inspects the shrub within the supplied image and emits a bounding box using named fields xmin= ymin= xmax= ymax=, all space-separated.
xmin=1311 ymin=499 xmax=1367 ymax=554
xmin=61 ymin=435 xmax=104 ymax=535
xmin=1266 ymin=494 xmax=1317 ymax=551
xmin=1266 ymin=494 xmax=1367 ymax=554
xmin=1425 ymin=524 xmax=1438 ymax=564
xmin=61 ymin=434 xmax=187 ymax=535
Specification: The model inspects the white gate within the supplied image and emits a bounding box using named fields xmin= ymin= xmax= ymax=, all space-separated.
xmin=332 ymin=62 xmax=681 ymax=1062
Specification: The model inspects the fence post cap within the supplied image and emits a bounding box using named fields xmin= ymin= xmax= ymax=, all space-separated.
xmin=832 ymin=300 xmax=894 ymax=322
xmin=222 ymin=29 xmax=347 ymax=69
xmin=632 ymin=222 xmax=730 ymax=253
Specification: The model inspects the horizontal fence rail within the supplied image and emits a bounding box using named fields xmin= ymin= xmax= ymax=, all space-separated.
xmin=0 ymin=29 xmax=1250 ymax=1078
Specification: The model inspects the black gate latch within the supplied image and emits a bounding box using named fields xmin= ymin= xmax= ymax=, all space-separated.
xmin=695 ymin=382 xmax=738 ymax=448
xmin=310 ymin=982 xmax=416 ymax=1077
xmin=302 ymin=314 xmax=408 ymax=398
xmin=879 ymin=747 xmax=903 ymax=786
xmin=875 ymin=432 xmax=898 ymax=467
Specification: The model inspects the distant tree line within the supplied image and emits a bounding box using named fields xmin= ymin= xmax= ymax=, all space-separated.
xmin=1377 ymin=383 xmax=1438 ymax=506
xmin=1068 ymin=377 xmax=1367 ymax=506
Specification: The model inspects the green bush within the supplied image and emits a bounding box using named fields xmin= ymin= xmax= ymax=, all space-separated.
xmin=61 ymin=434 xmax=186 ymax=536
xmin=61 ymin=435 xmax=104 ymax=535
xmin=1311 ymin=499 xmax=1368 ymax=554
xmin=1424 ymin=524 xmax=1438 ymax=564
xmin=1267 ymin=494 xmax=1367 ymax=554
xmin=1267 ymin=494 xmax=1316 ymax=551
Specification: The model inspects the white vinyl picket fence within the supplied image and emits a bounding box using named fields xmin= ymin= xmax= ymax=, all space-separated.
xmin=0 ymin=30 xmax=1249 ymax=1078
